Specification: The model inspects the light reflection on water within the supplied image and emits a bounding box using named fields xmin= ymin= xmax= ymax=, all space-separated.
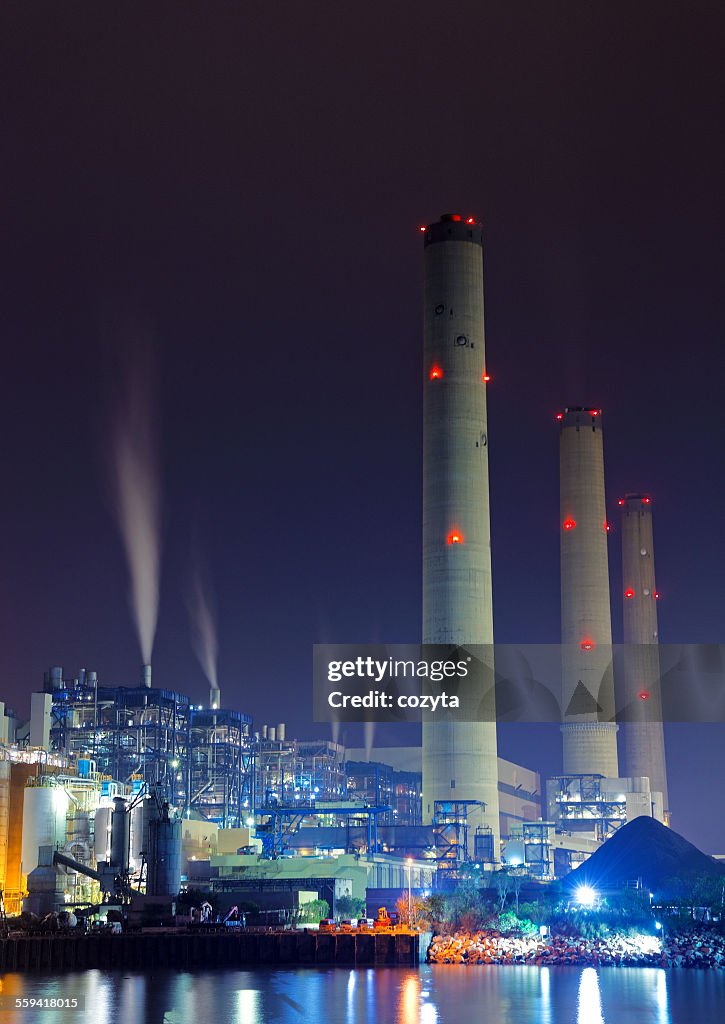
xmin=578 ymin=968 xmax=604 ymax=1024
xmin=0 ymin=965 xmax=722 ymax=1023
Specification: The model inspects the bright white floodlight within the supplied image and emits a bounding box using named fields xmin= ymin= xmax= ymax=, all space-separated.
xmin=575 ymin=885 xmax=598 ymax=908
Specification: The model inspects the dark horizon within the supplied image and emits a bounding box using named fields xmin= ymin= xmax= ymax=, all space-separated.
xmin=1 ymin=4 xmax=723 ymax=851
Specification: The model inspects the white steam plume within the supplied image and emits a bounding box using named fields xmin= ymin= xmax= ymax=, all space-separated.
xmin=187 ymin=550 xmax=219 ymax=692
xmin=109 ymin=338 xmax=162 ymax=665
xmin=364 ymin=720 xmax=375 ymax=762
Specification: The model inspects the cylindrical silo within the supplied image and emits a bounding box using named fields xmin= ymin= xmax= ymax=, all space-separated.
xmin=421 ymin=213 xmax=500 ymax=854
xmin=21 ymin=785 xmax=69 ymax=878
xmin=559 ymin=407 xmax=619 ymax=777
xmin=110 ymin=797 xmax=130 ymax=871
xmin=0 ymin=761 xmax=10 ymax=894
xmin=620 ymin=493 xmax=669 ymax=819
xmin=94 ymin=806 xmax=113 ymax=863
xmin=130 ymin=798 xmax=151 ymax=870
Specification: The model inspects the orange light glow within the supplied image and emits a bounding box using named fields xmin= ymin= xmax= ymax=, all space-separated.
xmin=563 ymin=517 xmax=576 ymax=531
xmin=447 ymin=531 xmax=464 ymax=545
xmin=429 ymin=365 xmax=443 ymax=380
xmin=482 ymin=373 xmax=491 ymax=382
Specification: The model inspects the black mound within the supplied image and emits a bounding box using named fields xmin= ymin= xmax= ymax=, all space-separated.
xmin=566 ymin=816 xmax=725 ymax=892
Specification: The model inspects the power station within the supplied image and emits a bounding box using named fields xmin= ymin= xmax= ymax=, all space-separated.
xmin=421 ymin=214 xmax=500 ymax=855
xmin=0 ymin=213 xmax=677 ymax=928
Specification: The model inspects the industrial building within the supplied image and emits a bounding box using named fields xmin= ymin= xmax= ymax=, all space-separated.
xmin=43 ymin=665 xmax=254 ymax=826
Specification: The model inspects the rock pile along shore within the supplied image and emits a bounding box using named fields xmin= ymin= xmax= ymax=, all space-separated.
xmin=427 ymin=930 xmax=725 ymax=968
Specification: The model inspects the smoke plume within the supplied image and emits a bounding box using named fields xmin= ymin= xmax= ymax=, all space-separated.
xmin=187 ymin=549 xmax=219 ymax=694
xmin=109 ymin=336 xmax=162 ymax=665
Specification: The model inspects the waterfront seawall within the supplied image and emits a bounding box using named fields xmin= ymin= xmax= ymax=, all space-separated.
xmin=0 ymin=930 xmax=420 ymax=973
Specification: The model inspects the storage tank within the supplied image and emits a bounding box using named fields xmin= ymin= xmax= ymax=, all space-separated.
xmin=0 ymin=761 xmax=10 ymax=892
xmin=147 ymin=807 xmax=182 ymax=898
xmin=94 ymin=806 xmax=113 ymax=863
xmin=21 ymin=785 xmax=69 ymax=877
xmin=110 ymin=797 xmax=130 ymax=871
xmin=130 ymin=798 xmax=152 ymax=871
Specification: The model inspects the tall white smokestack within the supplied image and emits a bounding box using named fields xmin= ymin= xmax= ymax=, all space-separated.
xmin=421 ymin=213 xmax=500 ymax=856
xmin=620 ymin=493 xmax=669 ymax=820
xmin=559 ymin=407 xmax=618 ymax=777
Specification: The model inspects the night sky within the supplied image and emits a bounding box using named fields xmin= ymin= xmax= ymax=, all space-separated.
xmin=1 ymin=5 xmax=724 ymax=849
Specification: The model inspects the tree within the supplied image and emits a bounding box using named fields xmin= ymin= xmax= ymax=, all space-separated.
xmin=494 ymin=870 xmax=512 ymax=914
xmin=336 ymin=896 xmax=366 ymax=920
xmin=298 ymin=899 xmax=330 ymax=923
xmin=510 ymin=869 xmax=525 ymax=916
xmin=418 ymin=894 xmax=447 ymax=930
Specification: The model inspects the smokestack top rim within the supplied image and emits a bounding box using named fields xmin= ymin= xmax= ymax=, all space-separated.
xmin=422 ymin=214 xmax=483 ymax=248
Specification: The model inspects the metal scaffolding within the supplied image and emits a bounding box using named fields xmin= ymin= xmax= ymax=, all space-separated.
xmin=187 ymin=708 xmax=253 ymax=826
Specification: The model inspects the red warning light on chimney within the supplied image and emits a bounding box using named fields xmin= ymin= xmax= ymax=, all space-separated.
xmin=580 ymin=639 xmax=596 ymax=651
xmin=429 ymin=365 xmax=443 ymax=380
xmin=447 ymin=531 xmax=464 ymax=545
xmin=638 ymin=690 xmax=651 ymax=701
xmin=642 ymin=497 xmax=651 ymax=504
xmin=563 ymin=517 xmax=576 ymax=531
xmin=419 ymin=225 xmax=427 ymax=233
xmin=618 ymin=499 xmax=625 ymax=506
xmin=482 ymin=372 xmax=491 ymax=383
xmin=604 ymin=521 xmax=611 ymax=532
xmin=556 ymin=413 xmax=563 ymax=421
xmin=625 ymin=588 xmax=635 ymax=599
xmin=654 ymin=590 xmax=660 ymax=599
xmin=466 ymin=216 xmax=475 ymax=224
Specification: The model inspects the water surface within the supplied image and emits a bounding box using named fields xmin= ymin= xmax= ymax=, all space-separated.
xmin=1 ymin=964 xmax=724 ymax=1023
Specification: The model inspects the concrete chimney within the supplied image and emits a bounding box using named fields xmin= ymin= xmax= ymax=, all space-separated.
xmin=421 ymin=213 xmax=500 ymax=855
xmin=620 ymin=493 xmax=669 ymax=820
xmin=559 ymin=406 xmax=618 ymax=777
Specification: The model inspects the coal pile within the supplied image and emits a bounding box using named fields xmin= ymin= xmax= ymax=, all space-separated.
xmin=567 ymin=816 xmax=725 ymax=892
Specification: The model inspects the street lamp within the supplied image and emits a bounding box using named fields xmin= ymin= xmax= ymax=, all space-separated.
xmin=407 ymin=860 xmax=413 ymax=925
